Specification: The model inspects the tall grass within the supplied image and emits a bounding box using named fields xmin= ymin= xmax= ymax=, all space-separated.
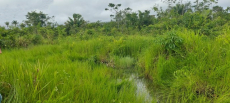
xmin=138 ymin=28 xmax=230 ymax=102
xmin=1 ymin=27 xmax=230 ymax=102
xmin=0 ymin=35 xmax=155 ymax=103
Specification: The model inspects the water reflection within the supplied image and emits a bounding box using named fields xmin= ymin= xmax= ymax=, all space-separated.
xmin=129 ymin=74 xmax=153 ymax=103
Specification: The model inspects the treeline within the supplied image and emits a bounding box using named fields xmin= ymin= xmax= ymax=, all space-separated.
xmin=0 ymin=0 xmax=229 ymax=48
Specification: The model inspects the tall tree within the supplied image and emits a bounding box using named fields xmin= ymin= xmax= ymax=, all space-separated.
xmin=105 ymin=3 xmax=132 ymax=29
xmin=25 ymin=11 xmax=53 ymax=27
xmin=126 ymin=12 xmax=138 ymax=27
xmin=105 ymin=3 xmax=122 ymax=28
xmin=24 ymin=21 xmax=31 ymax=27
xmin=12 ymin=20 xmax=18 ymax=27
xmin=193 ymin=0 xmax=218 ymax=12
xmin=137 ymin=10 xmax=153 ymax=30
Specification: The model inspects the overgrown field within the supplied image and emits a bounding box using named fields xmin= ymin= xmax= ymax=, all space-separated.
xmin=1 ymin=27 xmax=230 ymax=102
xmin=0 ymin=34 xmax=156 ymax=103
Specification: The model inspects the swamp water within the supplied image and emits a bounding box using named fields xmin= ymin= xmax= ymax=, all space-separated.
xmin=117 ymin=71 xmax=157 ymax=103
xmin=129 ymin=74 xmax=153 ymax=103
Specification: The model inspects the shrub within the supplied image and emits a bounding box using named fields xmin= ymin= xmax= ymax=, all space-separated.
xmin=32 ymin=34 xmax=43 ymax=45
xmin=15 ymin=36 xmax=30 ymax=47
xmin=86 ymin=29 xmax=94 ymax=35
xmin=156 ymin=31 xmax=184 ymax=54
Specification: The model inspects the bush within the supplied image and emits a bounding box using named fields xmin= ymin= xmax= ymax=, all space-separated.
xmin=86 ymin=29 xmax=94 ymax=35
xmin=156 ymin=31 xmax=184 ymax=54
xmin=15 ymin=36 xmax=30 ymax=48
xmin=32 ymin=34 xmax=43 ymax=45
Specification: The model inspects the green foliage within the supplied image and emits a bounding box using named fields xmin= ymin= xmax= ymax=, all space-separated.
xmin=25 ymin=11 xmax=53 ymax=27
xmin=86 ymin=29 xmax=94 ymax=35
xmin=15 ymin=36 xmax=30 ymax=47
xmin=65 ymin=13 xmax=85 ymax=35
xmin=156 ymin=31 xmax=184 ymax=54
xmin=32 ymin=34 xmax=43 ymax=45
xmin=12 ymin=20 xmax=18 ymax=27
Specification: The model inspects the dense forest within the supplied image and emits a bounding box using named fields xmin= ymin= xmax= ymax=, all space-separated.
xmin=1 ymin=0 xmax=230 ymax=102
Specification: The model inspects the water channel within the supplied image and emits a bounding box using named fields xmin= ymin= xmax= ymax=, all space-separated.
xmin=117 ymin=69 xmax=159 ymax=103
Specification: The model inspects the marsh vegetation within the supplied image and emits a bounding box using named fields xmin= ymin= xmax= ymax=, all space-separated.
xmin=1 ymin=0 xmax=230 ymax=102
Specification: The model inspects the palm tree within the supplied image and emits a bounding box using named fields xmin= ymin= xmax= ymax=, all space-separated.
xmin=5 ymin=22 xmax=9 ymax=28
xmin=73 ymin=13 xmax=84 ymax=27
xmin=66 ymin=13 xmax=84 ymax=28
xmin=12 ymin=20 xmax=18 ymax=27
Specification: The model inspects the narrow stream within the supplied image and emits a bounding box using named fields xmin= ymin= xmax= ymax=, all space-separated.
xmin=129 ymin=74 xmax=153 ymax=103
xmin=117 ymin=70 xmax=156 ymax=103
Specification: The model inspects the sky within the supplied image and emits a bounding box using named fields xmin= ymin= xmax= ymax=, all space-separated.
xmin=0 ymin=0 xmax=229 ymax=26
